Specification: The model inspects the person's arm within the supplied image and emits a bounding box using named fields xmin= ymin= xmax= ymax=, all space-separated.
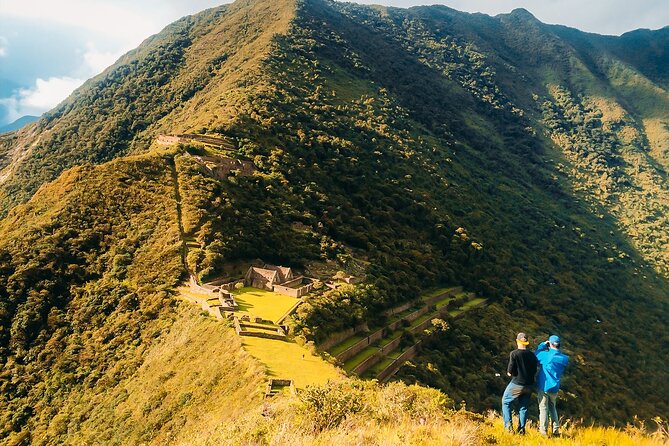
xmin=507 ymin=352 xmax=516 ymax=377
xmin=535 ymin=340 xmax=549 ymax=355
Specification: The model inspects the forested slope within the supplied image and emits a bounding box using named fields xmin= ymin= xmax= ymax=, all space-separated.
xmin=0 ymin=0 xmax=667 ymax=440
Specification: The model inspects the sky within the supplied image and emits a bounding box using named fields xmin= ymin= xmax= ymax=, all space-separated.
xmin=0 ymin=0 xmax=667 ymax=126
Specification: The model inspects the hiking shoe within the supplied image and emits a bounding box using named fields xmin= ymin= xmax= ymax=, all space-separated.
xmin=517 ymin=427 xmax=526 ymax=435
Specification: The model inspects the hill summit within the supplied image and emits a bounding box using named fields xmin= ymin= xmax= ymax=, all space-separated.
xmin=0 ymin=0 xmax=667 ymax=443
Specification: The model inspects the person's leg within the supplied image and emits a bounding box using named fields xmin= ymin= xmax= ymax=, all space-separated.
xmin=537 ymin=389 xmax=549 ymax=435
xmin=517 ymin=387 xmax=531 ymax=433
xmin=501 ymin=382 xmax=516 ymax=431
xmin=547 ymin=392 xmax=560 ymax=434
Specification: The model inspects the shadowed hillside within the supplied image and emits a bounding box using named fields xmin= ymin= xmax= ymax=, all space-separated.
xmin=0 ymin=0 xmax=667 ymax=442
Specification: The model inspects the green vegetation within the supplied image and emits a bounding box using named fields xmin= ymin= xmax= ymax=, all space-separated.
xmin=0 ymin=150 xmax=187 ymax=443
xmin=0 ymin=0 xmax=668 ymax=441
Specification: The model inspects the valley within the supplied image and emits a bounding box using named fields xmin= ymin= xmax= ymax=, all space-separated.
xmin=0 ymin=0 xmax=667 ymax=443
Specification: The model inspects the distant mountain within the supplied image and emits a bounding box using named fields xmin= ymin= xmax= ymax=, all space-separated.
xmin=0 ymin=0 xmax=667 ymax=442
xmin=0 ymin=115 xmax=39 ymax=133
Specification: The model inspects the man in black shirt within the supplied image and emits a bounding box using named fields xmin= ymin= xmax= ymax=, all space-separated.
xmin=501 ymin=332 xmax=538 ymax=434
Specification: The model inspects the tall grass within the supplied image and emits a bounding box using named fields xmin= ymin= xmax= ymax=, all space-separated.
xmin=179 ymin=379 xmax=668 ymax=445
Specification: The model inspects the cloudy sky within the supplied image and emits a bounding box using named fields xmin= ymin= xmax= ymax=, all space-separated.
xmin=0 ymin=0 xmax=667 ymax=126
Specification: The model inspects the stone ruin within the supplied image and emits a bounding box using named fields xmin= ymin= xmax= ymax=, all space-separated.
xmin=325 ymin=273 xmax=361 ymax=289
xmin=218 ymin=289 xmax=238 ymax=311
xmin=233 ymin=316 xmax=287 ymax=341
xmin=244 ymin=265 xmax=316 ymax=298
xmin=265 ymin=379 xmax=295 ymax=398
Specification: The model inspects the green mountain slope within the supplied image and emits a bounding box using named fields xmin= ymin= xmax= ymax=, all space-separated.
xmin=0 ymin=0 xmax=668 ymax=441
xmin=0 ymin=0 xmax=296 ymax=215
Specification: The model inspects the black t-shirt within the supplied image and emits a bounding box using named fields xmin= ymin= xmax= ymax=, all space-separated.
xmin=507 ymin=349 xmax=538 ymax=386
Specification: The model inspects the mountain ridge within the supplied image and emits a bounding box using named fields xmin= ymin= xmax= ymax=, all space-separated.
xmin=0 ymin=0 xmax=667 ymax=442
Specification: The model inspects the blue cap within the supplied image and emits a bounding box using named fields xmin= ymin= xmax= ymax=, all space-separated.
xmin=549 ymin=335 xmax=561 ymax=344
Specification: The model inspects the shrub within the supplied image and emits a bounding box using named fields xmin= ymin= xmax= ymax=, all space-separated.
xmin=298 ymin=380 xmax=366 ymax=432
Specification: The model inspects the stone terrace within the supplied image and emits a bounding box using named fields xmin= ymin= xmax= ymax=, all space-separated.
xmin=320 ymin=286 xmax=488 ymax=381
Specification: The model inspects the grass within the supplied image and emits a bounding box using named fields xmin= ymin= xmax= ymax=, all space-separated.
xmin=352 ymin=296 xmax=487 ymax=378
xmin=42 ymin=304 xmax=266 ymax=446
xmin=343 ymin=345 xmax=380 ymax=372
xmin=323 ymin=285 xmax=466 ymax=359
xmin=364 ymin=351 xmax=400 ymax=378
xmin=323 ymin=285 xmax=459 ymax=350
xmin=241 ymin=336 xmax=342 ymax=389
xmin=421 ymin=286 xmax=459 ymax=300
xmin=450 ymin=297 xmax=487 ymax=317
xmin=408 ymin=311 xmax=435 ymax=329
xmin=392 ymin=304 xmax=424 ymax=320
xmin=233 ymin=287 xmax=299 ymax=323
xmin=478 ymin=417 xmax=669 ymax=446
xmin=328 ymin=333 xmax=368 ymax=356
xmin=326 ymin=288 xmax=485 ymax=379
xmin=179 ymin=377 xmax=669 ymax=445
xmin=378 ymin=330 xmax=402 ymax=347
xmin=240 ymin=324 xmax=281 ymax=333
xmin=434 ymin=294 xmax=455 ymax=309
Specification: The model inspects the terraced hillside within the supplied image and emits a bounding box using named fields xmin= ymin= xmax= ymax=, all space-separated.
xmin=322 ymin=287 xmax=486 ymax=379
xmin=0 ymin=0 xmax=668 ymax=440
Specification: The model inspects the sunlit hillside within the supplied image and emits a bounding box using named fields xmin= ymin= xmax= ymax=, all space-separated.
xmin=0 ymin=0 xmax=667 ymax=443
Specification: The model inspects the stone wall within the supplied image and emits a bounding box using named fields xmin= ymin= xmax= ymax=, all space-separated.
xmin=279 ymin=276 xmax=307 ymax=288
xmin=377 ymin=341 xmax=424 ymax=382
xmin=336 ymin=328 xmax=386 ymax=363
xmin=276 ymin=299 xmax=306 ymax=326
xmin=233 ymin=317 xmax=287 ymax=341
xmin=273 ymin=276 xmax=313 ymax=298
xmin=265 ymin=379 xmax=296 ymax=397
xmin=239 ymin=331 xmax=287 ymax=341
xmin=409 ymin=315 xmax=439 ymax=335
xmin=336 ymin=302 xmax=431 ymax=363
xmin=423 ymin=286 xmax=464 ymax=307
xmin=217 ymin=279 xmax=245 ymax=291
xmin=351 ymin=335 xmax=403 ymax=376
xmin=382 ymin=300 xmax=416 ymax=317
xmin=273 ymin=282 xmax=313 ymax=298
xmin=404 ymin=304 xmax=432 ymax=324
xmin=319 ymin=323 xmax=368 ymax=351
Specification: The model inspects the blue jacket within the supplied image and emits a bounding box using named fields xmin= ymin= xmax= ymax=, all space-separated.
xmin=535 ymin=343 xmax=569 ymax=393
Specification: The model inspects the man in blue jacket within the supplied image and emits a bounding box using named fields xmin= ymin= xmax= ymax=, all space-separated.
xmin=535 ymin=335 xmax=569 ymax=436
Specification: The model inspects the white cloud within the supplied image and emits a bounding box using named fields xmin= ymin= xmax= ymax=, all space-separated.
xmin=1 ymin=0 xmax=227 ymax=125
xmin=0 ymin=36 xmax=8 ymax=57
xmin=0 ymin=40 xmax=124 ymax=123
xmin=0 ymin=76 xmax=84 ymax=121
xmin=2 ymin=1 xmax=155 ymax=47
xmin=20 ymin=77 xmax=83 ymax=111
xmin=1 ymin=0 xmax=227 ymax=50
xmin=79 ymin=42 xmax=124 ymax=77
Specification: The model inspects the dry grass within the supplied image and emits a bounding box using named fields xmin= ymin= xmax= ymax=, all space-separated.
xmin=178 ymin=378 xmax=669 ymax=446
xmin=478 ymin=414 xmax=669 ymax=446
xmin=183 ymin=397 xmax=668 ymax=446
xmin=48 ymin=303 xmax=266 ymax=446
